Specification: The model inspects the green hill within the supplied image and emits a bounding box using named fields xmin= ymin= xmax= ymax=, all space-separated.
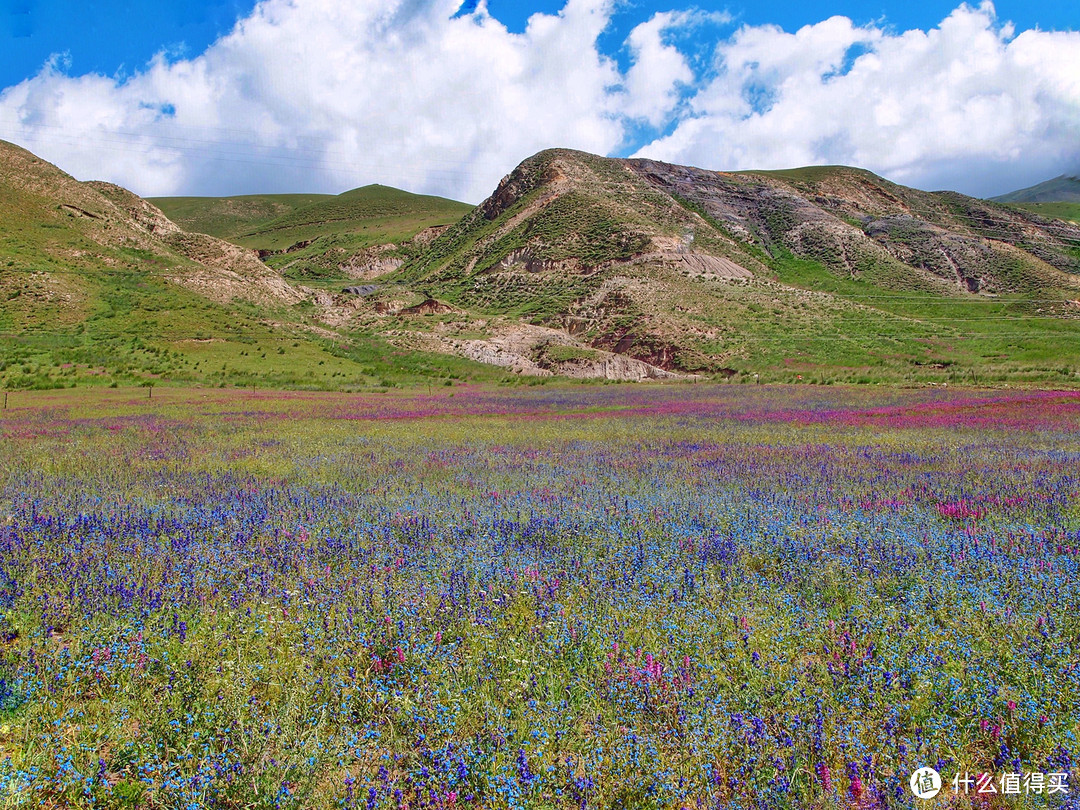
xmin=393 ymin=149 xmax=1080 ymax=383
xmin=0 ymin=141 xmax=511 ymax=391
xmin=148 ymin=193 xmax=332 ymax=240
xmin=993 ymin=175 xmax=1080 ymax=203
xmin=5 ymin=141 xmax=1080 ymax=388
xmin=153 ymin=186 xmax=474 ymax=283
xmin=991 ymin=175 xmax=1080 ymax=225
xmin=1004 ymin=201 xmax=1080 ymax=225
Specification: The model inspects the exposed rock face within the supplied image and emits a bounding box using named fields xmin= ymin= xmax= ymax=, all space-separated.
xmin=163 ymin=231 xmax=306 ymax=306
xmin=88 ymin=181 xmax=305 ymax=306
xmin=85 ymin=181 xmax=184 ymax=237
xmin=400 ymin=298 xmax=457 ymax=316
xmin=628 ymin=158 xmax=1080 ymax=294
xmin=340 ymin=244 xmax=405 ymax=279
xmin=411 ymin=225 xmax=451 ymax=245
xmin=447 ymin=324 xmax=681 ymax=380
xmin=621 ymin=250 xmax=753 ymax=280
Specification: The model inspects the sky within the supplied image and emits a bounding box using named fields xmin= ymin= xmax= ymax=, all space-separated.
xmin=1 ymin=0 xmax=1077 ymax=201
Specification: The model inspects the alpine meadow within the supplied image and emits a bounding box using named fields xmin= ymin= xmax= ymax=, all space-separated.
xmin=1 ymin=0 xmax=1080 ymax=807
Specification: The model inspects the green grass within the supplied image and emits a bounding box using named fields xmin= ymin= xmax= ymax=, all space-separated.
xmin=534 ymin=343 xmax=601 ymax=365
xmin=738 ymin=165 xmax=884 ymax=185
xmin=148 ymin=193 xmax=332 ymax=239
xmin=993 ymin=175 xmax=1080 ymax=204
xmin=1005 ymin=202 xmax=1080 ymax=224
xmin=750 ymin=255 xmax=1080 ymax=383
xmin=153 ymin=186 xmax=474 ymax=281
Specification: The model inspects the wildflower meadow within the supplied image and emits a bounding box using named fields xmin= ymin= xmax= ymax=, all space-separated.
xmin=0 ymin=384 xmax=1077 ymax=809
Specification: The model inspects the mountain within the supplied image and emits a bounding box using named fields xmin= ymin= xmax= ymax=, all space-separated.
xmin=4 ymin=142 xmax=1080 ymax=388
xmin=147 ymin=193 xmax=332 ymax=240
xmin=993 ymin=175 xmax=1080 ymax=204
xmin=0 ymin=139 xmax=300 ymax=320
xmin=388 ymin=149 xmax=1080 ymax=379
xmin=152 ymin=186 xmax=473 ymax=282
xmin=992 ymin=176 xmax=1080 ymax=226
xmin=0 ymin=140 xmax=508 ymax=391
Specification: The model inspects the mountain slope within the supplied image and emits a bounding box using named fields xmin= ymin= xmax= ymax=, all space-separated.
xmin=992 ymin=176 xmax=1080 ymax=225
xmin=993 ymin=175 xmax=1080 ymax=203
xmin=5 ymin=141 xmax=1080 ymax=388
xmin=153 ymin=186 xmax=473 ymax=283
xmin=391 ymin=149 xmax=1080 ymax=380
xmin=0 ymin=140 xmax=509 ymax=390
xmin=0 ymin=140 xmax=303 ymax=314
xmin=147 ymin=193 xmax=332 ymax=240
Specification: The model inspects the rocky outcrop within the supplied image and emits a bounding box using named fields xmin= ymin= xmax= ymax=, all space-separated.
xmin=400 ymin=298 xmax=457 ymax=316
xmin=447 ymin=324 xmax=682 ymax=380
xmin=339 ymin=244 xmax=405 ymax=279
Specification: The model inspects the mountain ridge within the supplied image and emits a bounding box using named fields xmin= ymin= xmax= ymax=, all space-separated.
xmin=993 ymin=175 xmax=1080 ymax=204
xmin=151 ymin=185 xmax=473 ymax=283
xmin=4 ymin=140 xmax=1080 ymax=389
xmin=387 ymin=148 xmax=1079 ymax=376
xmin=0 ymin=139 xmax=508 ymax=390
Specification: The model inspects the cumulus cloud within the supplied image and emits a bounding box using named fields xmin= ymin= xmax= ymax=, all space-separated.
xmin=618 ymin=11 xmax=712 ymax=127
xmin=0 ymin=0 xmax=639 ymax=200
xmin=635 ymin=2 xmax=1080 ymax=197
xmin=0 ymin=0 xmax=1076 ymax=200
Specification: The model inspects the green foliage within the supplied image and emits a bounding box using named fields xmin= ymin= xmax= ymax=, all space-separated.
xmin=533 ymin=343 xmax=600 ymax=365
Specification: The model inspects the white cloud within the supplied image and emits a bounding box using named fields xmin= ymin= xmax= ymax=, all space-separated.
xmin=619 ymin=12 xmax=698 ymax=127
xmin=635 ymin=2 xmax=1080 ymax=197
xmin=0 ymin=0 xmax=1076 ymax=200
xmin=0 ymin=0 xmax=639 ymax=200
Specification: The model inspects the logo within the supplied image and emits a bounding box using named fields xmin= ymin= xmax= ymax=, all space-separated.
xmin=911 ymin=768 xmax=942 ymax=799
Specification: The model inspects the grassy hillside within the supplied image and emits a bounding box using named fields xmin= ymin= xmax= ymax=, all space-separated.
xmin=5 ymin=141 xmax=1080 ymax=388
xmin=235 ymin=185 xmax=472 ymax=248
xmin=149 ymin=193 xmax=331 ymax=239
xmin=993 ymin=175 xmax=1080 ymax=204
xmin=393 ymin=149 xmax=1080 ymax=384
xmin=0 ymin=141 xmax=511 ymax=392
xmin=154 ymin=185 xmax=474 ymax=284
xmin=1005 ymin=201 xmax=1080 ymax=225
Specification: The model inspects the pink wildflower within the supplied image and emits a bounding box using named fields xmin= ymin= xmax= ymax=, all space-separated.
xmin=816 ymin=762 xmax=833 ymax=792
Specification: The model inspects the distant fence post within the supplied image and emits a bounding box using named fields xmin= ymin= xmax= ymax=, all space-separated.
xmin=2 ymin=391 xmax=6 ymax=410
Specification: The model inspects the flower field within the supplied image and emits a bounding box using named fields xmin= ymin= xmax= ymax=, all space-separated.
xmin=0 ymin=384 xmax=1078 ymax=809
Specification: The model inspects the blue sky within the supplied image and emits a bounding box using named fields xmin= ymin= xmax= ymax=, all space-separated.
xmin=3 ymin=0 xmax=1075 ymax=88
xmin=1 ymin=0 xmax=1077 ymax=200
